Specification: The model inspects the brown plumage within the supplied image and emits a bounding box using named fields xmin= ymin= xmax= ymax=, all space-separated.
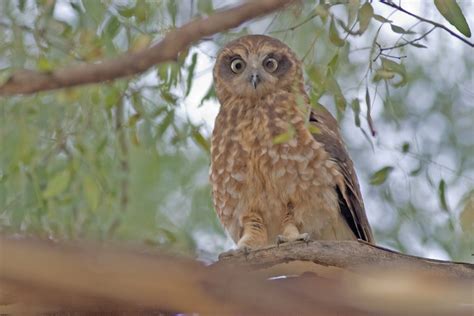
xmin=210 ymin=35 xmax=373 ymax=249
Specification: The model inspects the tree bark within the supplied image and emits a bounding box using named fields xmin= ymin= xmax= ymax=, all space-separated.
xmin=0 ymin=237 xmax=472 ymax=315
xmin=215 ymin=240 xmax=474 ymax=279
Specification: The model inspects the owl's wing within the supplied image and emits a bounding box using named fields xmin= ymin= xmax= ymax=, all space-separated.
xmin=309 ymin=105 xmax=374 ymax=243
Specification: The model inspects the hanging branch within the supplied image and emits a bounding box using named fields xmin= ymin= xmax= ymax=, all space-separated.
xmin=0 ymin=0 xmax=293 ymax=96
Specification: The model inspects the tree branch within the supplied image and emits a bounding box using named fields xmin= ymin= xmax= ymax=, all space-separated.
xmin=378 ymin=0 xmax=474 ymax=47
xmin=0 ymin=238 xmax=472 ymax=315
xmin=0 ymin=0 xmax=292 ymax=96
xmin=216 ymin=240 xmax=474 ymax=279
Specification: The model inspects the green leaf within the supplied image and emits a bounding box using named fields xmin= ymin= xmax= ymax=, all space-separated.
xmin=409 ymin=162 xmax=424 ymax=176
xmin=347 ymin=0 xmax=360 ymax=26
xmin=460 ymin=192 xmax=474 ymax=234
xmin=334 ymin=93 xmax=346 ymax=114
xmin=434 ymin=0 xmax=471 ymax=37
xmin=409 ymin=42 xmax=428 ymax=48
xmin=307 ymin=124 xmax=321 ymax=134
xmin=358 ymin=2 xmax=374 ymax=34
xmin=315 ymin=4 xmax=330 ymax=21
xmin=365 ymin=86 xmax=371 ymax=109
xmin=373 ymin=58 xmax=407 ymax=87
xmin=370 ymin=166 xmax=394 ymax=185
xmin=185 ymin=53 xmax=198 ymax=97
xmin=83 ymin=176 xmax=100 ymax=211
xmin=43 ymin=170 xmax=71 ymax=198
xmin=192 ymin=130 xmax=210 ymax=153
xmin=382 ymin=58 xmax=407 ymax=86
xmin=118 ymin=7 xmax=135 ymax=18
xmin=157 ymin=110 xmax=175 ymax=137
xmin=105 ymin=88 xmax=120 ymax=109
xmin=351 ymin=98 xmax=361 ymax=127
xmin=37 ymin=57 xmax=54 ymax=71
xmin=134 ymin=1 xmax=148 ymax=22
xmin=390 ymin=24 xmax=415 ymax=34
xmin=438 ymin=179 xmax=450 ymax=212
xmin=167 ymin=1 xmax=178 ymax=26
xmin=329 ymin=17 xmax=345 ymax=47
xmin=198 ymin=0 xmax=214 ymax=14
xmin=18 ymin=0 xmax=26 ymax=12
xmin=161 ymin=89 xmax=178 ymax=105
xmin=373 ymin=69 xmax=396 ymax=82
xmin=273 ymin=126 xmax=295 ymax=144
xmin=327 ymin=53 xmax=339 ymax=75
xmin=326 ymin=76 xmax=346 ymax=113
xmin=373 ymin=14 xmax=392 ymax=23
xmin=402 ymin=142 xmax=410 ymax=153
xmin=104 ymin=16 xmax=121 ymax=39
xmin=199 ymin=85 xmax=216 ymax=106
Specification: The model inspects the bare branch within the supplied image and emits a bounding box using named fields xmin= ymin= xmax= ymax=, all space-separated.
xmin=378 ymin=0 xmax=474 ymax=47
xmin=0 ymin=0 xmax=293 ymax=96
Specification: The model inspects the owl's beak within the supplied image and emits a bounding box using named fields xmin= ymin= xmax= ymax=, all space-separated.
xmin=250 ymin=73 xmax=261 ymax=89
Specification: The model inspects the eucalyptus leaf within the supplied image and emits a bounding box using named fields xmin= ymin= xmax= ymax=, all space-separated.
xmin=438 ymin=179 xmax=450 ymax=212
xmin=329 ymin=17 xmax=345 ymax=47
xmin=434 ymin=0 xmax=471 ymax=37
xmin=390 ymin=24 xmax=415 ymax=35
xmin=370 ymin=166 xmax=394 ymax=185
xmin=358 ymin=2 xmax=373 ymax=34
xmin=43 ymin=170 xmax=71 ymax=199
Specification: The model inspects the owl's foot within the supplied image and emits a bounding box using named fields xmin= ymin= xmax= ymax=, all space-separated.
xmin=276 ymin=232 xmax=310 ymax=246
xmin=218 ymin=245 xmax=252 ymax=259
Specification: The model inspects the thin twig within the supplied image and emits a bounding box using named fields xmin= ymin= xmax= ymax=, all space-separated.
xmin=378 ymin=0 xmax=474 ymax=47
xmin=270 ymin=13 xmax=318 ymax=34
xmin=373 ymin=43 xmax=407 ymax=61
xmin=373 ymin=26 xmax=436 ymax=61
xmin=366 ymin=86 xmax=377 ymax=137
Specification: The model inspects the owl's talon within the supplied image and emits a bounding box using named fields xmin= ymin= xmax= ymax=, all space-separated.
xmin=276 ymin=233 xmax=311 ymax=246
xmin=218 ymin=245 xmax=252 ymax=259
xmin=218 ymin=249 xmax=237 ymax=259
xmin=276 ymin=235 xmax=289 ymax=246
xmin=300 ymin=232 xmax=311 ymax=244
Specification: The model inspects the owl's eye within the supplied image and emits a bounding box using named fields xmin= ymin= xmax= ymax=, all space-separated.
xmin=263 ymin=57 xmax=278 ymax=72
xmin=230 ymin=58 xmax=245 ymax=73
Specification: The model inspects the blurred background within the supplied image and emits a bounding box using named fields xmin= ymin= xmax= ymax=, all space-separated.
xmin=0 ymin=0 xmax=472 ymax=262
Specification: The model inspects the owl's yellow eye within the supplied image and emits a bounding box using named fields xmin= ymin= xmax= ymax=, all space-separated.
xmin=263 ymin=57 xmax=278 ymax=72
xmin=230 ymin=58 xmax=245 ymax=73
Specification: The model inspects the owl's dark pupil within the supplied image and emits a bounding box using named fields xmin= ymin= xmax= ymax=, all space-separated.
xmin=266 ymin=61 xmax=273 ymax=67
xmin=235 ymin=62 xmax=242 ymax=69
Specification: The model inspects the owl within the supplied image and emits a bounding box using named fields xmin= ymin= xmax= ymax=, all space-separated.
xmin=210 ymin=35 xmax=373 ymax=251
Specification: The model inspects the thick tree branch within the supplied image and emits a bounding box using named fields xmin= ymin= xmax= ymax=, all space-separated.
xmin=0 ymin=238 xmax=472 ymax=315
xmin=0 ymin=0 xmax=292 ymax=96
xmin=379 ymin=0 xmax=474 ymax=47
xmin=216 ymin=240 xmax=474 ymax=279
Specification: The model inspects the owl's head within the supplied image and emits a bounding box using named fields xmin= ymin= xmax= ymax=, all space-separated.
xmin=213 ymin=35 xmax=303 ymax=103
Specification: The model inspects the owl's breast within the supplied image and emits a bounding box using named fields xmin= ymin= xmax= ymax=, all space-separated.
xmin=210 ymin=95 xmax=347 ymax=242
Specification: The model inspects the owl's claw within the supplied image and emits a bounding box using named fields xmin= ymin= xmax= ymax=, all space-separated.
xmin=276 ymin=233 xmax=311 ymax=246
xmin=218 ymin=245 xmax=252 ymax=259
